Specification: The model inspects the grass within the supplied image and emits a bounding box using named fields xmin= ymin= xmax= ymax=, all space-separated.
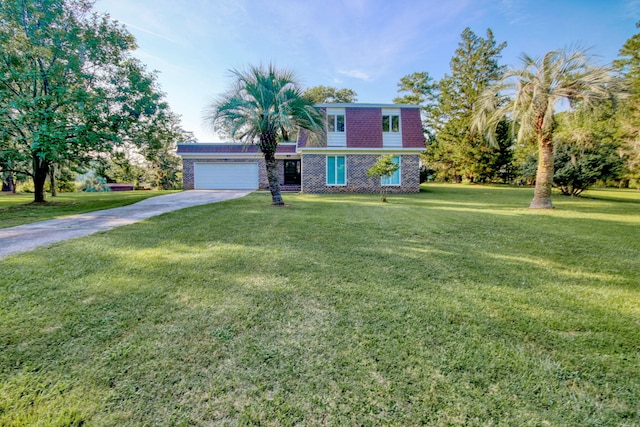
xmin=0 ymin=190 xmax=177 ymax=229
xmin=0 ymin=184 xmax=638 ymax=426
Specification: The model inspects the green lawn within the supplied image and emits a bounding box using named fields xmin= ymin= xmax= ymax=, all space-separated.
xmin=1 ymin=184 xmax=638 ymax=426
xmin=0 ymin=190 xmax=177 ymax=229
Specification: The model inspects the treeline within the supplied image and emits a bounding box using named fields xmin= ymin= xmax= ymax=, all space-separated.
xmin=393 ymin=27 xmax=640 ymax=194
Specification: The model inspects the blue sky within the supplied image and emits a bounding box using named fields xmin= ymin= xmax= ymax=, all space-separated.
xmin=96 ymin=0 xmax=640 ymax=141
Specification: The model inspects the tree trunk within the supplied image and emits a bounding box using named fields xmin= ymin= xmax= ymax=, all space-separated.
xmin=263 ymin=151 xmax=284 ymax=206
xmin=49 ymin=163 xmax=57 ymax=197
xmin=33 ymin=156 xmax=49 ymax=203
xmin=530 ymin=139 xmax=554 ymax=209
xmin=260 ymin=131 xmax=284 ymax=206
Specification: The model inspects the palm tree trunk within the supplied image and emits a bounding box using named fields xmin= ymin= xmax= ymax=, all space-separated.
xmin=264 ymin=151 xmax=284 ymax=205
xmin=530 ymin=139 xmax=554 ymax=209
xmin=260 ymin=131 xmax=284 ymax=206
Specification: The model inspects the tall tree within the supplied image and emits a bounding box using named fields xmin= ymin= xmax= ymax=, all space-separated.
xmin=303 ymin=85 xmax=357 ymax=104
xmin=429 ymin=28 xmax=510 ymax=183
xmin=142 ymin=111 xmax=194 ymax=189
xmin=205 ymin=64 xmax=324 ymax=206
xmin=614 ymin=22 xmax=640 ymax=187
xmin=474 ymin=48 xmax=617 ymax=208
xmin=0 ymin=0 xmax=165 ymax=202
xmin=393 ymin=71 xmax=439 ymax=142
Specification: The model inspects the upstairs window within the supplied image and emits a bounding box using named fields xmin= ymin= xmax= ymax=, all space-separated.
xmin=382 ymin=114 xmax=400 ymax=133
xmin=327 ymin=114 xmax=345 ymax=133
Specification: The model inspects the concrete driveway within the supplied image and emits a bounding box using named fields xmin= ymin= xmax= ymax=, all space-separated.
xmin=0 ymin=190 xmax=251 ymax=259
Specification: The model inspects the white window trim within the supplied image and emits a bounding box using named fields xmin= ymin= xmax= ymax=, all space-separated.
xmin=327 ymin=114 xmax=345 ymax=133
xmin=381 ymin=156 xmax=401 ymax=186
xmin=326 ymin=108 xmax=346 ymax=133
xmin=326 ymin=155 xmax=347 ymax=186
xmin=381 ymin=108 xmax=401 ymax=134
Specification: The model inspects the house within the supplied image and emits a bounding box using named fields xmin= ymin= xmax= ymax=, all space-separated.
xmin=177 ymin=103 xmax=425 ymax=193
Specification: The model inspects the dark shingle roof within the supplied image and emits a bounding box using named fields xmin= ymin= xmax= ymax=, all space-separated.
xmin=177 ymin=143 xmax=298 ymax=155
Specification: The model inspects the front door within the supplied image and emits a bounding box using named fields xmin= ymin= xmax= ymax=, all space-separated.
xmin=284 ymin=160 xmax=301 ymax=185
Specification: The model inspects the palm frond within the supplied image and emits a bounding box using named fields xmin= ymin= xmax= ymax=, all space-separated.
xmin=203 ymin=64 xmax=323 ymax=147
xmin=473 ymin=47 xmax=618 ymax=146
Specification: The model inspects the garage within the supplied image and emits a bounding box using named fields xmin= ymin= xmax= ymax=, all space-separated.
xmin=194 ymin=163 xmax=259 ymax=190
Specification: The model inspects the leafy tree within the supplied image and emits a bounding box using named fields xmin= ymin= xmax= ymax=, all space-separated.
xmin=143 ymin=113 xmax=191 ymax=190
xmin=95 ymin=151 xmax=148 ymax=188
xmin=394 ymin=72 xmax=437 ymax=106
xmin=427 ymin=28 xmax=511 ymax=183
xmin=393 ymin=71 xmax=439 ymax=142
xmin=474 ymin=48 xmax=618 ymax=208
xmin=366 ymin=154 xmax=400 ymax=202
xmin=205 ymin=64 xmax=324 ymax=205
xmin=92 ymin=110 xmax=191 ymax=190
xmin=303 ymin=85 xmax=357 ymax=104
xmin=614 ymin=22 xmax=640 ymax=187
xmin=552 ymin=142 xmax=622 ymax=196
xmin=0 ymin=0 xmax=166 ymax=203
xmin=551 ymin=103 xmax=624 ymax=194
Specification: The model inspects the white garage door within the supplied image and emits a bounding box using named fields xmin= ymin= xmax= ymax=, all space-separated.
xmin=194 ymin=163 xmax=259 ymax=190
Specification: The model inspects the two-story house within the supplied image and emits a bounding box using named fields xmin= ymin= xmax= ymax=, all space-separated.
xmin=177 ymin=103 xmax=425 ymax=193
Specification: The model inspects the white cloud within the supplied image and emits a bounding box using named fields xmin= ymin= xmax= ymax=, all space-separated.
xmin=338 ymin=69 xmax=371 ymax=81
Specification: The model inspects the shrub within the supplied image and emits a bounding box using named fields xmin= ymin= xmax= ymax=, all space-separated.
xmin=78 ymin=176 xmax=110 ymax=192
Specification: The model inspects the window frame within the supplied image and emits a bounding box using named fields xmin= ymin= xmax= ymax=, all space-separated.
xmin=327 ymin=114 xmax=345 ymax=133
xmin=382 ymin=110 xmax=401 ymax=133
xmin=326 ymin=155 xmax=346 ymax=186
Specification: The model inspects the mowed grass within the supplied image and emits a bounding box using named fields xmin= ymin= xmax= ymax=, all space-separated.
xmin=0 ymin=190 xmax=177 ymax=229
xmin=0 ymin=184 xmax=638 ymax=426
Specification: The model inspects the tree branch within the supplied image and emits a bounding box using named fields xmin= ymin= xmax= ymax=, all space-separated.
xmin=0 ymin=167 xmax=33 ymax=178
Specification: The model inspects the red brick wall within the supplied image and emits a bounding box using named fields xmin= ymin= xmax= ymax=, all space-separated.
xmin=301 ymin=154 xmax=420 ymax=193
xmin=346 ymin=108 xmax=382 ymax=148
xmin=401 ymin=108 xmax=425 ymax=148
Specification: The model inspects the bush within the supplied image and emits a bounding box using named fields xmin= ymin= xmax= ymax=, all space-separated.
xmin=78 ymin=176 xmax=110 ymax=192
xmin=553 ymin=143 xmax=623 ymax=196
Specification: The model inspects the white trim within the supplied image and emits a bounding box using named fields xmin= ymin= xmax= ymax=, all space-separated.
xmin=316 ymin=103 xmax=419 ymax=109
xmin=179 ymin=152 xmax=262 ymax=159
xmin=179 ymin=152 xmax=300 ymax=160
xmin=299 ymin=147 xmax=423 ymax=154
xmin=326 ymin=155 xmax=347 ymax=186
xmin=326 ymin=107 xmax=346 ymax=147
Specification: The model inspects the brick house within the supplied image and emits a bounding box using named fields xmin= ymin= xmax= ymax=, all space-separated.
xmin=177 ymin=103 xmax=425 ymax=193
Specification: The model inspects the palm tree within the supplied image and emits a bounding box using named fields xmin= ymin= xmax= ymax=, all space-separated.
xmin=205 ymin=64 xmax=324 ymax=205
xmin=473 ymin=48 xmax=617 ymax=208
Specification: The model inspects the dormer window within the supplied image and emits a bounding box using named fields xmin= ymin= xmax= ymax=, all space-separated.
xmin=328 ymin=114 xmax=345 ymax=132
xmin=382 ymin=113 xmax=400 ymax=133
xmin=382 ymin=108 xmax=401 ymax=147
xmin=326 ymin=107 xmax=346 ymax=147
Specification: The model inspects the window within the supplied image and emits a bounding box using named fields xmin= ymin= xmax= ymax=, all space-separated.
xmin=382 ymin=114 xmax=400 ymax=133
xmin=381 ymin=156 xmax=401 ymax=186
xmin=327 ymin=114 xmax=345 ymax=132
xmin=327 ymin=155 xmax=346 ymax=185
